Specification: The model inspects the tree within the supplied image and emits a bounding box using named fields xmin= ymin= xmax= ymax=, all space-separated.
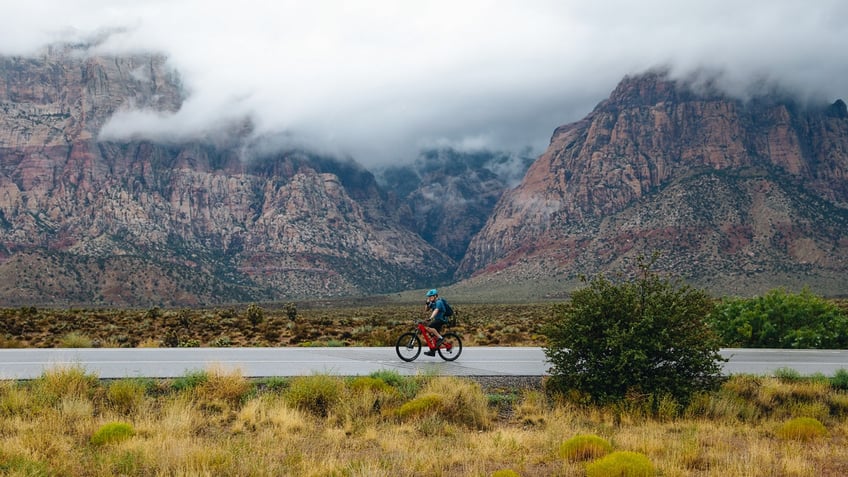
xmin=543 ymin=259 xmax=725 ymax=406
xmin=707 ymin=288 xmax=848 ymax=349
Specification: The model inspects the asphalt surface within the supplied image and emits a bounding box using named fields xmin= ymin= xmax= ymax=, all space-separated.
xmin=1 ymin=347 xmax=846 ymax=379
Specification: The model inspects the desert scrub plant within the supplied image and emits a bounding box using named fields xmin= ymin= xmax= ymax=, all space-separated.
xmin=775 ymin=417 xmax=828 ymax=441
xmin=831 ymin=368 xmax=848 ymax=391
xmin=284 ymin=374 xmax=345 ymax=417
xmin=559 ymin=434 xmax=613 ymax=462
xmin=543 ymin=256 xmax=725 ymax=406
xmin=398 ymin=377 xmax=492 ymax=429
xmin=171 ymin=370 xmax=209 ymax=393
xmin=90 ymin=421 xmax=135 ymax=446
xmin=195 ymin=368 xmax=254 ymax=407
xmin=59 ymin=331 xmax=92 ymax=348
xmin=707 ymin=288 xmax=848 ymax=348
xmin=30 ymin=366 xmax=98 ymax=407
xmin=585 ymin=450 xmax=655 ymax=477
xmin=491 ymin=470 xmax=521 ymax=477
xmin=369 ymin=370 xmax=422 ymax=399
xmin=106 ymin=379 xmax=149 ymax=414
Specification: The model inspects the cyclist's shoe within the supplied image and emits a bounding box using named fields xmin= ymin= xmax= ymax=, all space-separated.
xmin=423 ymin=349 xmax=436 ymax=356
xmin=436 ymin=336 xmax=445 ymax=347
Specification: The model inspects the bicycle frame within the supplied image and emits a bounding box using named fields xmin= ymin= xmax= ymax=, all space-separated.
xmin=415 ymin=321 xmax=452 ymax=351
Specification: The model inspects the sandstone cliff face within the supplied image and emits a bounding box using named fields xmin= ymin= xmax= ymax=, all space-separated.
xmin=459 ymin=72 xmax=848 ymax=296
xmin=0 ymin=48 xmax=453 ymax=306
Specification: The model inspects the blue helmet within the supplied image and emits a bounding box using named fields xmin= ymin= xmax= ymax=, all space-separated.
xmin=425 ymin=289 xmax=438 ymax=297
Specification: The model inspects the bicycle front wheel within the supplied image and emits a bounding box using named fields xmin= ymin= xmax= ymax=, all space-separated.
xmin=437 ymin=332 xmax=462 ymax=361
xmin=395 ymin=332 xmax=421 ymax=362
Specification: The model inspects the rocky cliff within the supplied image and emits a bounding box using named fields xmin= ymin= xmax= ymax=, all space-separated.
xmin=0 ymin=47 xmax=454 ymax=306
xmin=459 ymin=72 xmax=848 ymax=297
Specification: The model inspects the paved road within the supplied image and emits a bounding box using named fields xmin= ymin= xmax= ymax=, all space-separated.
xmin=1 ymin=347 xmax=846 ymax=379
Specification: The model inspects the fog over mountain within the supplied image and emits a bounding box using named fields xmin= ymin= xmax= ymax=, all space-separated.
xmin=1 ymin=1 xmax=846 ymax=165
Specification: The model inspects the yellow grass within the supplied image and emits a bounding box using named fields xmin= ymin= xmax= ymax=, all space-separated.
xmin=0 ymin=371 xmax=847 ymax=476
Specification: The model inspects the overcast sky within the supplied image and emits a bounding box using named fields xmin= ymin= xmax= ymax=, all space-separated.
xmin=1 ymin=0 xmax=846 ymax=164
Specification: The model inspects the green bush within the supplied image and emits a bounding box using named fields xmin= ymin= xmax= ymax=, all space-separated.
xmin=585 ymin=451 xmax=655 ymax=477
xmin=775 ymin=417 xmax=828 ymax=441
xmin=542 ymin=259 xmax=725 ymax=406
xmin=491 ymin=470 xmax=520 ymax=477
xmin=91 ymin=422 xmax=135 ymax=446
xmin=171 ymin=370 xmax=209 ymax=392
xmin=832 ymin=369 xmax=848 ymax=391
xmin=707 ymin=288 xmax=848 ymax=348
xmin=559 ymin=434 xmax=612 ymax=461
xmin=284 ymin=375 xmax=345 ymax=417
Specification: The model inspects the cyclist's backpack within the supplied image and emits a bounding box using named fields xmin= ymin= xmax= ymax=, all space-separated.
xmin=441 ymin=299 xmax=456 ymax=325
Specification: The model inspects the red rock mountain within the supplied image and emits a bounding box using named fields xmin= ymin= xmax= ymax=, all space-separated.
xmin=0 ymin=47 xmax=455 ymax=306
xmin=459 ymin=72 xmax=848 ymax=297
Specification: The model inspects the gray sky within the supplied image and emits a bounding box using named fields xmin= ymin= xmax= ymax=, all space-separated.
xmin=1 ymin=0 xmax=846 ymax=164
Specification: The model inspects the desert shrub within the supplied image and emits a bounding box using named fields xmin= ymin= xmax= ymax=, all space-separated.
xmin=773 ymin=367 xmax=802 ymax=383
xmin=31 ymin=366 xmax=98 ymax=405
xmin=585 ymin=451 xmax=655 ymax=477
xmin=491 ymin=470 xmax=520 ymax=477
xmin=707 ymin=288 xmax=848 ymax=348
xmin=197 ymin=369 xmax=254 ymax=406
xmin=775 ymin=417 xmax=828 ymax=441
xmin=171 ymin=370 xmax=209 ymax=393
xmin=284 ymin=375 xmax=345 ymax=417
xmin=370 ymin=370 xmax=422 ymax=398
xmin=559 ymin=434 xmax=612 ymax=461
xmin=543 ymin=258 xmax=725 ymax=406
xmin=90 ymin=421 xmax=135 ymax=446
xmin=59 ymin=332 xmax=92 ymax=348
xmin=398 ymin=377 xmax=492 ymax=429
xmin=246 ymin=303 xmax=265 ymax=329
xmin=397 ymin=393 xmax=443 ymax=419
xmin=106 ymin=379 xmax=148 ymax=414
xmin=831 ymin=369 xmax=848 ymax=391
xmin=348 ymin=376 xmax=393 ymax=394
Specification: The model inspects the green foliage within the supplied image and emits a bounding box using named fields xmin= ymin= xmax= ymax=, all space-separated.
xmin=491 ymin=470 xmax=521 ymax=477
xmin=542 ymin=259 xmax=725 ymax=406
xmin=585 ymin=451 xmax=655 ymax=477
xmin=559 ymin=434 xmax=613 ymax=461
xmin=831 ymin=369 xmax=848 ymax=391
xmin=775 ymin=417 xmax=828 ymax=441
xmin=246 ymin=303 xmax=265 ymax=329
xmin=284 ymin=375 xmax=345 ymax=417
xmin=90 ymin=421 xmax=135 ymax=446
xmin=707 ymin=288 xmax=848 ymax=348
xmin=285 ymin=302 xmax=298 ymax=321
xmin=171 ymin=370 xmax=209 ymax=392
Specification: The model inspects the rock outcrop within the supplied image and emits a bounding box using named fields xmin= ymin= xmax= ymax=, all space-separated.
xmin=459 ymin=72 xmax=848 ymax=296
xmin=0 ymin=47 xmax=454 ymax=306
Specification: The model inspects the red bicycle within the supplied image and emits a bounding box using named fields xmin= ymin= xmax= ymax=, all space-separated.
xmin=395 ymin=320 xmax=462 ymax=362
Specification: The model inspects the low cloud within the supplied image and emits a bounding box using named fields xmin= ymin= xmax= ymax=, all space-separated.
xmin=2 ymin=0 xmax=846 ymax=164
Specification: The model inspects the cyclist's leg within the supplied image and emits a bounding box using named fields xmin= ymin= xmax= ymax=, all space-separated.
xmin=426 ymin=320 xmax=444 ymax=345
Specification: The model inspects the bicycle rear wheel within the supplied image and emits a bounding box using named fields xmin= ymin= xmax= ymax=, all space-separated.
xmin=395 ymin=332 xmax=421 ymax=362
xmin=437 ymin=332 xmax=462 ymax=361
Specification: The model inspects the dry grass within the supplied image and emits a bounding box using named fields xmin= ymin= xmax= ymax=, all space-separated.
xmin=1 ymin=370 xmax=847 ymax=476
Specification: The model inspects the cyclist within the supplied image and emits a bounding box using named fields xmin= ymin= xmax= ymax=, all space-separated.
xmin=422 ymin=289 xmax=448 ymax=356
